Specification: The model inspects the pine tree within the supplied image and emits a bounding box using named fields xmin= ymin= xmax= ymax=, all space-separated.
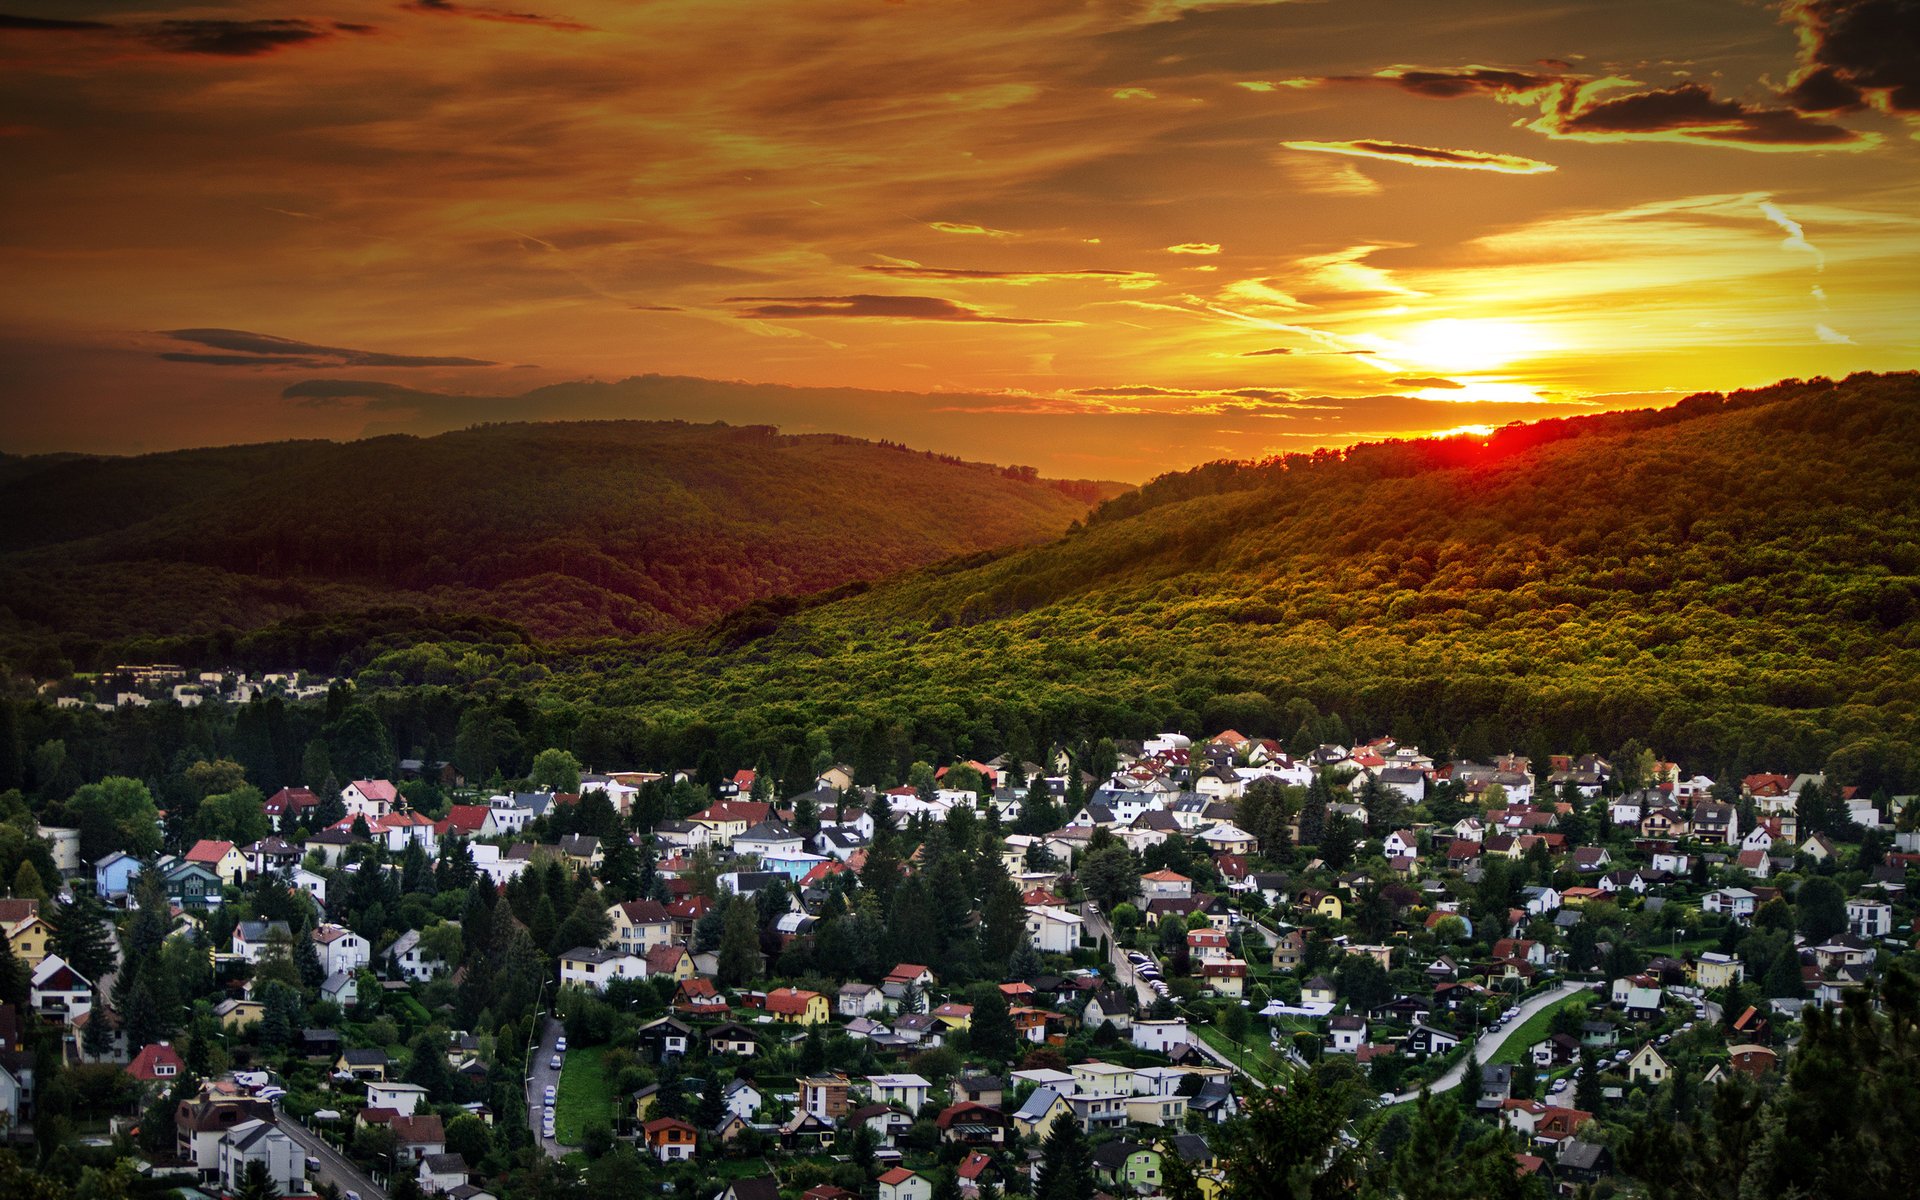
xmin=235 ymin=1158 xmax=280 ymax=1200
xmin=970 ymin=989 xmax=1018 ymax=1063
xmin=717 ymin=899 xmax=761 ymax=987
xmin=1035 ymin=1114 xmax=1094 ymax=1200
xmin=47 ymin=891 xmax=117 ymax=984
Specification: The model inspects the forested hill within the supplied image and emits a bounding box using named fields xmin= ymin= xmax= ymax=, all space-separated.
xmin=0 ymin=420 xmax=1116 ymax=667
xmin=522 ymin=371 xmax=1920 ymax=791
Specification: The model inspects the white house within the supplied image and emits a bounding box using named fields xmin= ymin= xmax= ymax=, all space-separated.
xmin=1025 ymin=906 xmax=1084 ymax=955
xmin=1130 ymin=1019 xmax=1190 ymax=1054
xmin=387 ymin=930 xmax=449 ymax=982
xmin=342 ymin=780 xmax=399 ymax=820
xmin=29 ymin=954 xmax=92 ymax=1024
xmin=1701 ymin=888 xmax=1758 ymax=921
xmin=291 ymin=867 xmax=328 ymax=905
xmin=217 ymin=1120 xmax=306 ymax=1196
xmin=559 ymin=947 xmax=647 ymax=992
xmin=366 ymin=1081 xmax=429 ymax=1116
xmin=1847 ymin=898 xmax=1894 ymax=939
xmin=313 ymin=924 xmax=371 ymax=976
xmin=866 ymin=1073 xmax=932 ymax=1112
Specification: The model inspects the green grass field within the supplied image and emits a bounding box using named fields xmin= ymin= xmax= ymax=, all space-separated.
xmin=1490 ymin=993 xmax=1596 ymax=1066
xmin=1195 ymin=1022 xmax=1291 ymax=1084
xmin=553 ymin=1045 xmax=616 ymax=1145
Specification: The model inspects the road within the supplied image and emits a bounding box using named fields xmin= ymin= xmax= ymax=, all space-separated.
xmin=525 ymin=1015 xmax=567 ymax=1158
xmin=279 ymin=1111 xmax=387 ymax=1200
xmin=1385 ymin=980 xmax=1589 ymax=1104
xmin=1083 ymin=905 xmax=1265 ymax=1083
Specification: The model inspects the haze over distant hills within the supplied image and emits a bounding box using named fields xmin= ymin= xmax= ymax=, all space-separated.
xmin=0 ymin=420 xmax=1122 ymax=668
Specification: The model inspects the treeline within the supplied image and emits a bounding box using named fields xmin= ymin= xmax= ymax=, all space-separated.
xmin=0 ymin=419 xmax=1100 ymax=669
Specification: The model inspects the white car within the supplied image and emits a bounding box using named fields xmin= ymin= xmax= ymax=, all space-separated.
xmin=1614 ymin=1049 xmax=1631 ymax=1062
xmin=1550 ymin=1079 xmax=1569 ymax=1094
xmin=1377 ymin=1092 xmax=1394 ymax=1105
xmin=550 ymin=1054 xmax=562 ymax=1069
xmin=556 ymin=1036 xmax=567 ymax=1052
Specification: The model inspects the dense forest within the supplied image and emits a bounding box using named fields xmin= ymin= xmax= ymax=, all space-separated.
xmin=3 ymin=372 xmax=1916 ymax=799
xmin=0 ymin=421 xmax=1117 ymax=668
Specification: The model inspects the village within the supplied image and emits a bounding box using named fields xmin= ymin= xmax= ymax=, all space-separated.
xmin=1 ymin=728 xmax=1913 ymax=1200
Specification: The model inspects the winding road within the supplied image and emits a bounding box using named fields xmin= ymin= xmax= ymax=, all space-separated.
xmin=279 ymin=1111 xmax=388 ymax=1200
xmin=526 ymin=1015 xmax=568 ymax=1158
xmin=1385 ymin=979 xmax=1590 ymax=1104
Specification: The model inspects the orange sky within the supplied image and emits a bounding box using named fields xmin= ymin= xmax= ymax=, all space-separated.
xmin=1 ymin=0 xmax=1916 ymax=479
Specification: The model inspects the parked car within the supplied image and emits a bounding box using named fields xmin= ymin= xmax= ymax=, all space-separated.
xmin=556 ymin=1036 xmax=567 ymax=1052
xmin=550 ymin=1054 xmax=562 ymax=1069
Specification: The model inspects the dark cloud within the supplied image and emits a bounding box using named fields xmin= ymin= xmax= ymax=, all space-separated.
xmin=1392 ymin=376 xmax=1466 ymax=389
xmin=0 ymin=12 xmax=353 ymax=56
xmin=726 ymin=295 xmax=1058 ymax=324
xmin=628 ymin=304 xmax=684 ymax=312
xmin=0 ymin=13 xmax=109 ymax=30
xmin=1326 ymin=63 xmax=1867 ymax=149
xmin=863 ymin=265 xmax=1153 ymax=283
xmin=144 ymin=19 xmax=334 ymax=56
xmin=1240 ymin=347 xmax=1293 ymax=356
xmin=1781 ymin=0 xmax=1920 ymax=114
xmin=403 ymin=0 xmax=593 ymax=33
xmin=1356 ymin=65 xmax=1561 ymax=97
xmin=1283 ymin=139 xmax=1555 ymax=173
xmin=1544 ymin=81 xmax=1863 ymax=145
xmin=1073 ymin=385 xmax=1193 ymax=397
xmin=160 ymin=328 xmax=496 ymax=367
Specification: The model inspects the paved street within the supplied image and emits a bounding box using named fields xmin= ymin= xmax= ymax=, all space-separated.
xmin=1386 ymin=979 xmax=1589 ymax=1104
xmin=1083 ymin=905 xmax=1266 ymax=1082
xmin=525 ymin=1015 xmax=567 ymax=1158
xmin=278 ymin=1111 xmax=387 ymax=1200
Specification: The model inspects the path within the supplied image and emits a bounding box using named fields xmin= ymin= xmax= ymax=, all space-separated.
xmin=1083 ymin=904 xmax=1265 ymax=1083
xmin=1386 ymin=980 xmax=1590 ymax=1104
xmin=280 ymin=1111 xmax=387 ymax=1200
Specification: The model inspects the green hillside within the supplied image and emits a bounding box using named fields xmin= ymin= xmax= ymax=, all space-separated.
xmin=0 ymin=421 xmax=1109 ymax=667
xmin=507 ymin=371 xmax=1920 ymax=789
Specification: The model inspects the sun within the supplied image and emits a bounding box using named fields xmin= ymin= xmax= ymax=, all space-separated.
xmin=1385 ymin=318 xmax=1548 ymax=374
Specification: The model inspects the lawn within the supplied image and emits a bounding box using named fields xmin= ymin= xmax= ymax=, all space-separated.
xmin=1194 ymin=1023 xmax=1292 ymax=1084
xmin=1489 ymin=993 xmax=1596 ymax=1066
xmin=553 ymin=1045 xmax=617 ymax=1145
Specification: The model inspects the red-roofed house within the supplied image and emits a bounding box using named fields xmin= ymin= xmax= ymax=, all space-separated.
xmin=643 ymin=1117 xmax=697 ymax=1162
xmin=437 ymin=805 xmax=492 ymax=839
xmin=343 ymin=780 xmax=399 ymax=820
xmin=262 ymin=787 xmax=319 ymax=830
xmin=128 ymin=1041 xmax=186 ymax=1087
xmin=878 ymin=1168 xmax=930 ymax=1200
xmin=185 ymin=839 xmax=247 ymax=885
xmin=645 ymin=944 xmax=695 ymax=982
xmin=675 ymin=977 xmax=729 ymax=1014
xmin=765 ymin=987 xmax=830 ymax=1025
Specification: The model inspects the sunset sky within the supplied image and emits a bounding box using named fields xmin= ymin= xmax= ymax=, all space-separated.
xmin=1 ymin=0 xmax=1916 ymax=479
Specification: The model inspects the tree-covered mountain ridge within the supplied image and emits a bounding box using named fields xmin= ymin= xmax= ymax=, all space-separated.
xmin=0 ymin=419 xmax=1123 ymax=664
xmin=524 ymin=371 xmax=1920 ymax=789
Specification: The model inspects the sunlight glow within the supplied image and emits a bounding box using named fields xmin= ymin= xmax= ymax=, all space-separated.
xmin=1386 ymin=318 xmax=1551 ymax=373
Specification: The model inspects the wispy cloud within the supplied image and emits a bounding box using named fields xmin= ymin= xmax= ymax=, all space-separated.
xmin=158 ymin=328 xmax=495 ymax=367
xmin=725 ymin=294 xmax=1060 ymax=324
xmin=1282 ymin=139 xmax=1556 ymax=174
xmin=862 ymin=265 xmax=1155 ymax=285
xmin=1166 ymin=242 xmax=1222 ymax=255
xmin=401 ymin=1 xmax=593 ymax=33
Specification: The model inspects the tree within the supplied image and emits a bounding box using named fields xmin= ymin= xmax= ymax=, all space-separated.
xmin=1575 ymin=1047 xmax=1602 ymax=1113
xmin=1035 ymin=1112 xmax=1094 ymax=1200
xmin=1764 ymin=944 xmax=1806 ymax=999
xmin=1216 ymin=1072 xmax=1367 ymax=1200
xmin=198 ymin=785 xmax=270 ymax=846
xmin=717 ymin=899 xmax=761 ymax=987
xmin=1079 ymin=844 xmax=1140 ymax=913
xmin=446 ymin=1112 xmax=492 ymax=1167
xmin=67 ymin=777 xmax=162 ymax=863
xmin=1795 ymin=876 xmax=1847 ymax=942
xmin=1366 ymin=1091 xmax=1544 ymax=1200
xmin=970 ymin=988 xmax=1018 ymax=1063
xmin=530 ymin=748 xmax=582 ymax=794
xmin=10 ymin=861 xmax=46 ymax=902
xmin=235 ymin=1159 xmax=280 ymax=1200
xmin=404 ymin=1031 xmax=455 ymax=1101
xmin=46 ymin=892 xmax=116 ymax=984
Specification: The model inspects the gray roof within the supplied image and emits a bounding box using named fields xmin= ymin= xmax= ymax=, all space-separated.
xmin=1013 ymin=1086 xmax=1063 ymax=1121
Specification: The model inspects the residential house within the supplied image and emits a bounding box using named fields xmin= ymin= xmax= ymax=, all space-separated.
xmin=878 ymin=1168 xmax=931 ymax=1200
xmin=1627 ymin=1043 xmax=1671 ymax=1085
xmin=342 ymin=780 xmax=399 ymax=820
xmin=186 ymin=839 xmax=248 ymax=885
xmin=94 ymin=852 xmax=142 ymax=900
xmin=606 ymin=900 xmax=674 ymax=955
xmin=216 ymin=1120 xmax=305 ymax=1197
xmin=643 ymin=1117 xmax=697 ymax=1162
xmin=313 ymin=924 xmax=371 ymax=976
xmin=29 ymin=954 xmax=91 ymax=1023
xmin=766 ymin=987 xmax=831 ymax=1025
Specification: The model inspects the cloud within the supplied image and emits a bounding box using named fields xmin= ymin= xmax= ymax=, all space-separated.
xmin=725 ymin=294 xmax=1059 ymax=324
xmin=401 ymin=1 xmax=593 ymax=33
xmin=0 ymin=12 xmax=350 ymax=56
xmin=1320 ymin=63 xmax=1870 ymax=150
xmin=1816 ymin=323 xmax=1856 ymax=343
xmin=1759 ymin=200 xmax=1825 ymax=269
xmin=928 ymin=221 xmax=1013 ymax=237
xmin=628 ymin=304 xmax=684 ymax=312
xmin=1392 ymin=376 xmax=1467 ymax=389
xmin=1166 ymin=242 xmax=1222 ymax=255
xmin=1539 ymin=81 xmax=1868 ymax=148
xmin=1780 ymin=0 xmax=1920 ymax=114
xmin=1240 ymin=347 xmax=1293 ymax=356
xmin=1282 ymin=139 xmax=1556 ymax=174
xmin=0 ymin=14 xmax=109 ymax=31
xmin=862 ymin=265 xmax=1155 ymax=285
xmin=159 ymin=328 xmax=496 ymax=367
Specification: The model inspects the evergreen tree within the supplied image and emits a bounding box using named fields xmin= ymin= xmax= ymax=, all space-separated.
xmin=235 ymin=1158 xmax=280 ymax=1200
xmin=10 ymin=861 xmax=46 ymax=901
xmin=46 ymin=891 xmax=117 ymax=984
xmin=970 ymin=988 xmax=1019 ymax=1063
xmin=1216 ymin=1072 xmax=1366 ymax=1200
xmin=696 ymin=1075 xmax=725 ymax=1130
xmin=1368 ymin=1092 xmax=1543 ymax=1199
xmin=717 ymin=899 xmax=761 ymax=986
xmin=1035 ymin=1113 xmax=1094 ymax=1200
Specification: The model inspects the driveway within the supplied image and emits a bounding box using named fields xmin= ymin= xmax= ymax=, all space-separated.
xmin=525 ymin=1014 xmax=567 ymax=1158
xmin=1083 ymin=905 xmax=1160 ymax=1008
xmin=278 ymin=1111 xmax=387 ymax=1200
xmin=1386 ymin=979 xmax=1590 ymax=1104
